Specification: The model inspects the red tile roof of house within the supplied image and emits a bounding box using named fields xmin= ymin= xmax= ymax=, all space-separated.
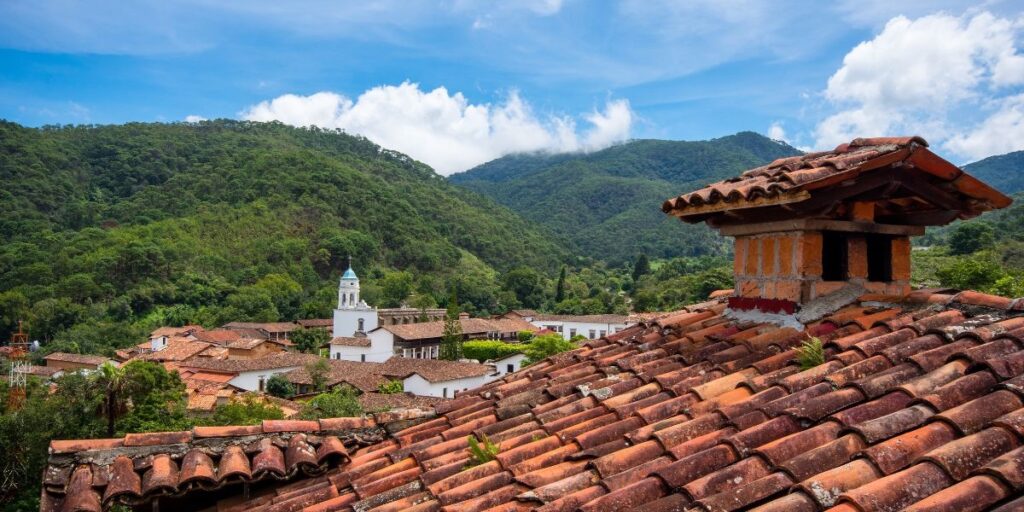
xmin=297 ymin=318 xmax=334 ymax=328
xmin=43 ymin=288 xmax=1024 ymax=511
xmin=330 ymin=336 xmax=372 ymax=347
xmin=531 ymin=313 xmax=632 ymax=324
xmin=223 ymin=321 xmax=301 ymax=333
xmin=379 ymin=356 xmax=496 ymax=383
xmin=383 ymin=317 xmax=538 ymax=341
xmin=42 ymin=352 xmax=111 ymax=366
xmin=662 ymin=136 xmax=1012 ymax=222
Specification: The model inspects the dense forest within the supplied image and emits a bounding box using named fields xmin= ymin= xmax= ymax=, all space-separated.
xmin=0 ymin=120 xmax=578 ymax=354
xmin=449 ymin=132 xmax=802 ymax=264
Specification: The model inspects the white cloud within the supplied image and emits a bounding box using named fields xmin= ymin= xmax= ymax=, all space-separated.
xmin=767 ymin=121 xmax=787 ymax=142
xmin=947 ymin=94 xmax=1024 ymax=159
xmin=814 ymin=11 xmax=1024 ymax=159
xmin=240 ymin=82 xmax=632 ymax=174
xmin=184 ymin=114 xmax=207 ymax=122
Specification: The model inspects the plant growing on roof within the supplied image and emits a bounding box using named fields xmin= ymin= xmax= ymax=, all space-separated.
xmin=306 ymin=358 xmax=331 ymax=392
xmin=439 ymin=290 xmax=464 ymax=360
xmin=265 ymin=374 xmax=295 ymax=398
xmin=797 ymin=337 xmax=825 ymax=370
xmin=377 ymin=379 xmax=403 ymax=394
xmin=464 ymin=434 xmax=499 ymax=469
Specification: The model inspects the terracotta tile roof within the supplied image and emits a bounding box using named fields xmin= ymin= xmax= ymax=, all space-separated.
xmin=223 ymin=321 xmax=301 ymax=333
xmin=180 ymin=352 xmax=322 ymax=373
xmin=15 ymin=364 xmax=61 ymax=377
xmin=384 ymin=317 xmax=538 ymax=341
xmin=330 ymin=336 xmax=372 ymax=347
xmin=297 ymin=318 xmax=334 ymax=328
xmin=43 ymin=288 xmax=1024 ymax=512
xmin=225 ymin=337 xmax=286 ymax=350
xmin=531 ymin=314 xmax=633 ymax=324
xmin=358 ymin=392 xmax=447 ymax=412
xmin=135 ymin=339 xmax=214 ymax=363
xmin=192 ymin=328 xmax=241 ymax=344
xmin=284 ymin=360 xmax=388 ymax=392
xmin=379 ymin=356 xmax=495 ymax=383
xmin=39 ymin=409 xmax=435 ymax=512
xmin=149 ymin=325 xmax=203 ymax=338
xmin=42 ymin=352 xmax=111 ymax=366
xmin=663 ymin=136 xmax=1012 ymax=221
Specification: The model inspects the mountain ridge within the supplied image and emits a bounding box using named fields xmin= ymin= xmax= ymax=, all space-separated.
xmin=449 ymin=131 xmax=802 ymax=263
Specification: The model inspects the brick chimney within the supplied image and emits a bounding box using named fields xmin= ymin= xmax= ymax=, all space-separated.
xmin=663 ymin=137 xmax=1011 ymax=312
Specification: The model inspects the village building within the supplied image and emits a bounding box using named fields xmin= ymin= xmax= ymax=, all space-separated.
xmin=222 ymin=321 xmax=299 ymax=342
xmin=45 ymin=137 xmax=1024 ymax=512
xmin=177 ymin=352 xmax=322 ymax=393
xmin=377 ymin=306 xmax=446 ymax=325
xmin=505 ymin=310 xmax=634 ymax=339
xmin=41 ymin=352 xmax=113 ymax=372
xmin=339 ymin=316 xmax=537 ymax=362
xmin=376 ymin=356 xmax=497 ymax=398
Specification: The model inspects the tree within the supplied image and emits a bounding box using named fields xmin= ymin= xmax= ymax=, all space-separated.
xmin=291 ymin=328 xmax=330 ymax=354
xmin=502 ymin=267 xmax=545 ymax=309
xmin=439 ymin=290 xmax=464 ymax=360
xmin=936 ymin=254 xmax=1006 ymax=291
xmin=380 ymin=270 xmax=414 ymax=307
xmin=523 ymin=333 xmax=577 ymax=364
xmin=207 ymin=395 xmax=284 ymax=425
xmin=93 ymin=363 xmax=131 ymax=437
xmin=410 ymin=292 xmax=437 ymax=322
xmin=378 ymin=380 xmax=404 ymax=394
xmin=299 ymin=387 xmax=363 ymax=419
xmin=265 ymin=374 xmax=296 ymax=398
xmin=948 ymin=222 xmax=996 ymax=255
xmin=554 ymin=265 xmax=567 ymax=303
xmin=632 ymin=254 xmax=651 ymax=282
xmin=305 ymin=358 xmax=331 ymax=392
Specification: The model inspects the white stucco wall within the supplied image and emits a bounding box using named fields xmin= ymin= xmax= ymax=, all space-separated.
xmin=401 ymin=373 xmax=495 ymax=398
xmin=533 ymin=320 xmax=631 ymax=340
xmin=491 ymin=353 xmax=528 ymax=376
xmin=228 ymin=366 xmax=303 ymax=392
xmin=332 ymin=306 xmax=379 ymax=338
xmin=329 ymin=329 xmax=394 ymax=363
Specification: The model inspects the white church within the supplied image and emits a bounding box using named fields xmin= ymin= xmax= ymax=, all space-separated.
xmin=328 ymin=263 xmax=389 ymax=362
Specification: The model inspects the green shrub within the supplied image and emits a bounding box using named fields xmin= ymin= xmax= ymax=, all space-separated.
xmin=797 ymin=338 xmax=825 ymax=370
xmin=523 ymin=333 xmax=576 ymax=364
xmin=464 ymin=434 xmax=499 ymax=469
xmin=377 ymin=380 xmax=404 ymax=394
xmin=462 ymin=340 xmax=524 ymax=362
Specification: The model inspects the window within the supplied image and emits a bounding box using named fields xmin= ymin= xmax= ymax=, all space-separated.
xmin=258 ymin=376 xmax=266 ymax=392
xmin=335 ymin=352 xmax=341 ymax=360
xmin=821 ymin=231 xmax=849 ymax=281
xmin=589 ymin=330 xmax=596 ymax=339
xmin=360 ymin=354 xmax=366 ymax=362
xmin=600 ymin=330 xmax=606 ymax=337
xmin=443 ymin=387 xmax=448 ymax=398
xmin=866 ymin=234 xmax=893 ymax=282
xmin=569 ymin=328 xmax=577 ymax=337
xmin=357 ymin=318 xmax=365 ymax=331
xmin=506 ymin=364 xmax=515 ymax=373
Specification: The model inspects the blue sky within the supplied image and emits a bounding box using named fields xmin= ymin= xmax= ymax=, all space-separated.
xmin=2 ymin=1 xmax=1024 ymax=173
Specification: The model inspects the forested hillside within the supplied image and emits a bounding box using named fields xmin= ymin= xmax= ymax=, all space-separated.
xmin=450 ymin=132 xmax=801 ymax=263
xmin=0 ymin=120 xmax=570 ymax=352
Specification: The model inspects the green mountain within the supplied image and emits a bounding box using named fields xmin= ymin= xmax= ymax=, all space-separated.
xmin=449 ymin=132 xmax=802 ymax=264
xmin=963 ymin=150 xmax=1024 ymax=195
xmin=0 ymin=120 xmax=569 ymax=349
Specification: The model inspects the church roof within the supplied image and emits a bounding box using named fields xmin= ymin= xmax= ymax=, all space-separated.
xmin=342 ymin=267 xmax=358 ymax=280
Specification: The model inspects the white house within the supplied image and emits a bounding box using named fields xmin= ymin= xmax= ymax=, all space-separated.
xmin=180 ymin=353 xmax=322 ymax=393
xmin=511 ymin=313 xmax=634 ymax=340
xmin=329 ymin=331 xmax=395 ymax=363
xmin=380 ymin=357 xmax=496 ymax=398
xmin=490 ymin=352 xmax=528 ymax=376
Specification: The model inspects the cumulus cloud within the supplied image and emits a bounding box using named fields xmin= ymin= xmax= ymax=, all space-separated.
xmin=814 ymin=11 xmax=1024 ymax=160
xmin=240 ymin=82 xmax=633 ymax=174
xmin=184 ymin=114 xmax=207 ymax=123
xmin=767 ymin=121 xmax=787 ymax=142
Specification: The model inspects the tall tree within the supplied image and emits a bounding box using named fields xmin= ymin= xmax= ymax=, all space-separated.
xmin=93 ymin=363 xmax=131 ymax=437
xmin=439 ymin=290 xmax=463 ymax=360
xmin=554 ymin=265 xmax=567 ymax=303
xmin=632 ymin=254 xmax=651 ymax=282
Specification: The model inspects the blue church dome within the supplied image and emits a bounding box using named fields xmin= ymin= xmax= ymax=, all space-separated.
xmin=342 ymin=267 xmax=358 ymax=280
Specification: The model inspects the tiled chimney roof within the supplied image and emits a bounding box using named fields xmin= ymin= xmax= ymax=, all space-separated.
xmin=663 ymin=136 xmax=1011 ymax=224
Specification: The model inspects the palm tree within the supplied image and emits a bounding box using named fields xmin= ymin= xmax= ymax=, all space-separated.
xmin=94 ymin=363 xmax=131 ymax=437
